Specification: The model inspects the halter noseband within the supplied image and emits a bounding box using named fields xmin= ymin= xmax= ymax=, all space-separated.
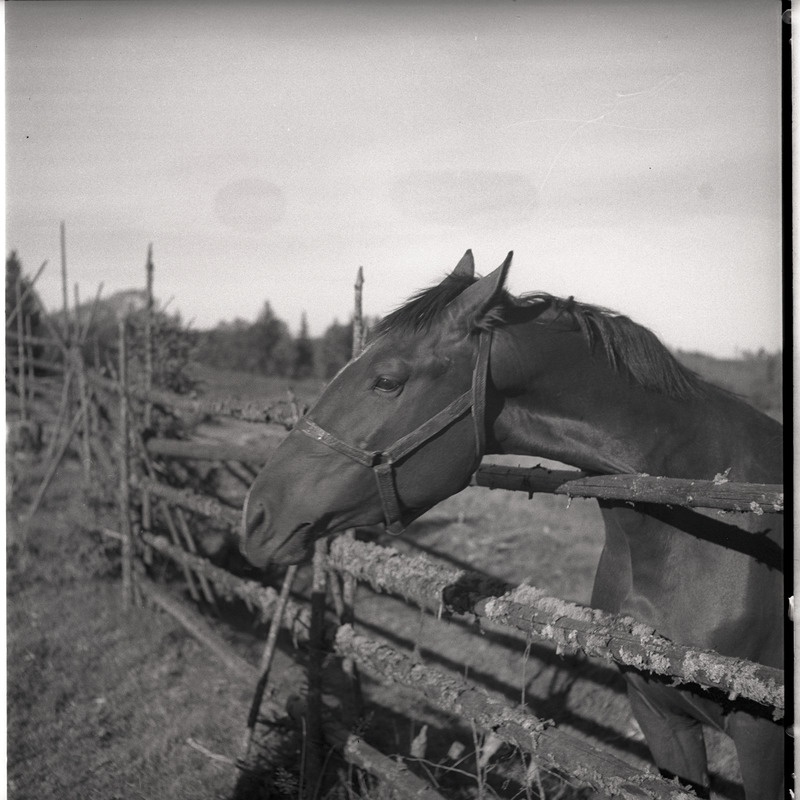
xmin=293 ymin=331 xmax=492 ymax=534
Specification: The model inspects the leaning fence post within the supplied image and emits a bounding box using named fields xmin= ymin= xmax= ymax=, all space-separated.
xmin=304 ymin=539 xmax=329 ymax=796
xmin=118 ymin=317 xmax=134 ymax=608
xmin=24 ymin=314 xmax=35 ymax=414
xmin=144 ymin=244 xmax=154 ymax=430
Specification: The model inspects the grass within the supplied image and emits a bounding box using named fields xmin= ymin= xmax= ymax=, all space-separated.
xmin=7 ymin=461 xmax=254 ymax=800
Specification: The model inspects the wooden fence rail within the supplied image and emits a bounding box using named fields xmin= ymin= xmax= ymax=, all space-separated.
xmin=335 ymin=625 xmax=696 ymax=800
xmin=473 ymin=465 xmax=784 ymax=514
xmin=135 ymin=488 xmax=785 ymax=717
xmin=140 ymin=532 xmax=310 ymax=639
xmin=326 ymin=537 xmax=784 ymax=717
xmin=86 ymin=370 xmax=296 ymax=424
xmin=136 ymin=477 xmax=241 ymax=528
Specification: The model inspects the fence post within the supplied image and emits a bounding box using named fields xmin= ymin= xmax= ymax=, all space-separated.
xmin=71 ymin=288 xmax=92 ymax=483
xmin=24 ymin=314 xmax=35 ymax=414
xmin=118 ymin=317 xmax=134 ymax=608
xmin=15 ymin=272 xmax=27 ymax=425
xmin=304 ymin=540 xmax=329 ymax=796
xmin=339 ymin=266 xmax=366 ymax=710
xmin=144 ymin=244 xmax=154 ymax=430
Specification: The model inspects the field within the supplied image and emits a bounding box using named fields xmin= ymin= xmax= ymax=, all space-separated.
xmin=6 ymin=362 xmax=752 ymax=800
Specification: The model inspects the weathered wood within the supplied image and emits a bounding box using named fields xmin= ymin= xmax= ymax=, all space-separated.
xmin=157 ymin=500 xmax=201 ymax=602
xmin=327 ymin=538 xmax=784 ymax=716
xmin=118 ymin=319 xmax=134 ymax=607
xmin=15 ymin=273 xmax=27 ymax=424
xmin=175 ymin=506 xmax=217 ymax=606
xmin=24 ymin=315 xmax=36 ymax=419
xmin=353 ymin=266 xmax=365 ymax=357
xmin=136 ymin=477 xmax=241 ymax=528
xmin=473 ymin=464 xmax=784 ymax=514
xmin=145 ymin=437 xmax=278 ymax=464
xmin=144 ymin=244 xmax=154 ymax=429
xmin=335 ymin=625 xmax=695 ymax=800
xmin=140 ymin=532 xmax=311 ymax=638
xmin=240 ymin=565 xmax=300 ymax=767
xmin=73 ymin=347 xmax=92 ymax=482
xmin=23 ymin=405 xmax=84 ymax=531
xmin=305 ymin=540 xmax=330 ymax=795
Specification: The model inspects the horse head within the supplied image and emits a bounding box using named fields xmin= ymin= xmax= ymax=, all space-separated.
xmin=240 ymin=251 xmax=511 ymax=566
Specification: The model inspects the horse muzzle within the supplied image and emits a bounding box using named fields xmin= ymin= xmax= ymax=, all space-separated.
xmin=240 ymin=495 xmax=316 ymax=567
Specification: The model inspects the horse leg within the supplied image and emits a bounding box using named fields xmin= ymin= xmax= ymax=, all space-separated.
xmin=624 ymin=674 xmax=711 ymax=797
xmin=727 ymin=712 xmax=784 ymax=800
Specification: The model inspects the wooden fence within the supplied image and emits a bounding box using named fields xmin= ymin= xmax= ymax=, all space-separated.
xmin=9 ymin=259 xmax=785 ymax=800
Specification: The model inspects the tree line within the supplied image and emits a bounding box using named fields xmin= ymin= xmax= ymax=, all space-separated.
xmin=5 ymin=251 xmax=782 ymax=417
xmin=192 ymin=302 xmax=375 ymax=381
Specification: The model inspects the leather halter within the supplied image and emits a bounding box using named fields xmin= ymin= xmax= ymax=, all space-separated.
xmin=293 ymin=331 xmax=492 ymax=534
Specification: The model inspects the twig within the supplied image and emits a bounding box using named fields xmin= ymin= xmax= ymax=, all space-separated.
xmin=186 ymin=737 xmax=237 ymax=767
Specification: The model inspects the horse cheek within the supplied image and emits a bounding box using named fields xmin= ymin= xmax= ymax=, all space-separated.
xmin=396 ymin=419 xmax=476 ymax=510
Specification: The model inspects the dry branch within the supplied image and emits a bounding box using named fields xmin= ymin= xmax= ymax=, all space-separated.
xmin=327 ymin=538 xmax=784 ymax=717
xmin=335 ymin=625 xmax=695 ymax=800
xmin=473 ymin=465 xmax=784 ymax=514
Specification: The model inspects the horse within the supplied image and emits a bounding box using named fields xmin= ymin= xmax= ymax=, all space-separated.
xmin=241 ymin=251 xmax=784 ymax=799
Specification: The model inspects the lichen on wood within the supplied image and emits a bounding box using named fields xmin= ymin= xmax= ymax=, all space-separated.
xmin=472 ymin=465 xmax=784 ymax=514
xmin=334 ymin=625 xmax=696 ymax=800
xmin=328 ymin=538 xmax=784 ymax=717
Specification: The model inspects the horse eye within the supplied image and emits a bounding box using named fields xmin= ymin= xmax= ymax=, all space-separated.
xmin=374 ymin=376 xmax=401 ymax=393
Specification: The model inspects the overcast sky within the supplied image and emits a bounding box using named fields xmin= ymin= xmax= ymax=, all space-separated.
xmin=6 ymin=0 xmax=784 ymax=356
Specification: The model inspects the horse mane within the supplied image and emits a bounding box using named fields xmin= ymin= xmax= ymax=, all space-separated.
xmin=374 ymin=276 xmax=709 ymax=401
xmin=520 ymin=293 xmax=709 ymax=400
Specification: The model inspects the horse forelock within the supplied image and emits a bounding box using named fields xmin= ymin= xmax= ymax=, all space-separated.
xmin=373 ymin=273 xmax=479 ymax=338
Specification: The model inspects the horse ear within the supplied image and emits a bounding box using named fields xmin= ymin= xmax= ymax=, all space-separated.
xmin=446 ymin=251 xmax=512 ymax=331
xmin=452 ymin=249 xmax=475 ymax=278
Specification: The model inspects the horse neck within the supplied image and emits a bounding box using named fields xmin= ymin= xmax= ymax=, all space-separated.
xmin=488 ymin=323 xmax=748 ymax=478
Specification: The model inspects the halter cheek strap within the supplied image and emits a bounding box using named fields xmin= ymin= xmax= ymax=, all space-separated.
xmin=293 ymin=330 xmax=492 ymax=534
